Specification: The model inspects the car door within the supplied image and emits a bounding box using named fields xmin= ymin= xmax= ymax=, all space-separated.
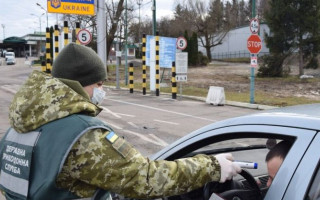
xmin=282 ymin=132 xmax=320 ymax=200
xmin=153 ymin=124 xmax=316 ymax=200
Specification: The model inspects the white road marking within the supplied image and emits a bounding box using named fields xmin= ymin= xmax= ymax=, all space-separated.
xmin=149 ymin=134 xmax=169 ymax=146
xmin=1 ymin=85 xmax=17 ymax=94
xmin=107 ymin=98 xmax=217 ymax=122
xmin=100 ymin=106 xmax=121 ymax=119
xmin=123 ymin=130 xmax=166 ymax=147
xmin=114 ymin=113 xmax=135 ymax=117
xmin=154 ymin=119 xmax=179 ymax=125
xmin=106 ymin=122 xmax=123 ymax=130
xmin=128 ymin=121 xmax=139 ymax=128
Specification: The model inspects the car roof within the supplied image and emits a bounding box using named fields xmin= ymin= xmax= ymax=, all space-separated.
xmin=168 ymin=104 xmax=320 ymax=150
xmin=195 ymin=103 xmax=320 ymax=133
xmin=151 ymin=104 xmax=320 ymax=160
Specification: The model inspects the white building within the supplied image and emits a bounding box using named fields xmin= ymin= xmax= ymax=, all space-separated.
xmin=199 ymin=23 xmax=270 ymax=59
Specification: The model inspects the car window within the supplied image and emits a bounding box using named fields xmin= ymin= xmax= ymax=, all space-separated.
xmin=306 ymin=164 xmax=320 ymax=200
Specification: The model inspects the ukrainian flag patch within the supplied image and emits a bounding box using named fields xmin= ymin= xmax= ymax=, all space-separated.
xmin=105 ymin=131 xmax=119 ymax=143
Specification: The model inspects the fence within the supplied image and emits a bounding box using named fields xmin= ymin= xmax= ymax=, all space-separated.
xmin=212 ymin=50 xmax=269 ymax=60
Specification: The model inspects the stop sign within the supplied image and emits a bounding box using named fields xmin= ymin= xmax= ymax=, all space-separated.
xmin=247 ymin=34 xmax=262 ymax=54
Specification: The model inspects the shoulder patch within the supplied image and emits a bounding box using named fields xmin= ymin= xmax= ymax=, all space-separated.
xmin=105 ymin=131 xmax=119 ymax=143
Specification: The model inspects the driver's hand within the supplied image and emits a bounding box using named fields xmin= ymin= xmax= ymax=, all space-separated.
xmin=215 ymin=153 xmax=241 ymax=183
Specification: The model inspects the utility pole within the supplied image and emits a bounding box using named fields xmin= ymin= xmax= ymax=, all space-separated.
xmin=152 ymin=0 xmax=156 ymax=35
xmin=250 ymin=0 xmax=256 ymax=104
xmin=125 ymin=0 xmax=128 ymax=85
xmin=97 ymin=0 xmax=107 ymax=74
xmin=137 ymin=0 xmax=143 ymax=42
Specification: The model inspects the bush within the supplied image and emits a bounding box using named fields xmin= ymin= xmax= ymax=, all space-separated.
xmin=198 ymin=51 xmax=209 ymax=66
xmin=305 ymin=56 xmax=319 ymax=69
xmin=257 ymin=54 xmax=286 ymax=77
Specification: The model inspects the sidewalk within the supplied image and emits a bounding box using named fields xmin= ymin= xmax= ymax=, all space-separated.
xmin=105 ymin=86 xmax=277 ymax=110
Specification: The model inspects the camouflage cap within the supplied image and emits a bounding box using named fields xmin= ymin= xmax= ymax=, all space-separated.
xmin=52 ymin=43 xmax=106 ymax=87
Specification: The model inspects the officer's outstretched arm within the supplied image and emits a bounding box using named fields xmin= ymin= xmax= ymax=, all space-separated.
xmin=57 ymin=129 xmax=237 ymax=199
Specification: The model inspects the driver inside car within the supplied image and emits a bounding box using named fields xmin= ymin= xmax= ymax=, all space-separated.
xmin=265 ymin=140 xmax=292 ymax=187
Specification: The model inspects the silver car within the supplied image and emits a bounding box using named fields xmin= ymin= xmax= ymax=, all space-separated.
xmin=6 ymin=57 xmax=15 ymax=65
xmin=149 ymin=104 xmax=320 ymax=200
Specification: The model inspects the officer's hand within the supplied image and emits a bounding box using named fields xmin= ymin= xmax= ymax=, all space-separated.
xmin=215 ymin=153 xmax=241 ymax=183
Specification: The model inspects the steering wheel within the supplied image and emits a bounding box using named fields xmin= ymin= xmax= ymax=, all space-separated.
xmin=203 ymin=169 xmax=262 ymax=200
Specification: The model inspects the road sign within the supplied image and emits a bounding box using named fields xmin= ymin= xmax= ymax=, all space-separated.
xmin=176 ymin=36 xmax=187 ymax=50
xmin=146 ymin=35 xmax=176 ymax=68
xmin=47 ymin=0 xmax=95 ymax=16
xmin=77 ymin=29 xmax=92 ymax=45
xmin=176 ymin=52 xmax=188 ymax=82
xmin=116 ymin=51 xmax=122 ymax=57
xmin=250 ymin=18 xmax=260 ymax=34
xmin=247 ymin=35 xmax=262 ymax=54
xmin=176 ymin=75 xmax=187 ymax=82
xmin=250 ymin=55 xmax=258 ymax=67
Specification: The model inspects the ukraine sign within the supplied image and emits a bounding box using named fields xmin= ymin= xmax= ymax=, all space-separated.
xmin=47 ymin=0 xmax=95 ymax=16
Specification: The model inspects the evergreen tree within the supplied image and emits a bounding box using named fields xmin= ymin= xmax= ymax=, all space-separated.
xmin=261 ymin=0 xmax=320 ymax=76
xmin=190 ymin=32 xmax=199 ymax=65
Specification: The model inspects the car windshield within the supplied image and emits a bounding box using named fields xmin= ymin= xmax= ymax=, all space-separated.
xmin=6 ymin=53 xmax=14 ymax=56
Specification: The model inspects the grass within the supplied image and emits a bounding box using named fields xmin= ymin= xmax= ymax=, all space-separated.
xmin=105 ymin=63 xmax=320 ymax=107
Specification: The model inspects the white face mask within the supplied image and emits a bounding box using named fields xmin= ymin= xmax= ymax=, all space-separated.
xmin=91 ymin=87 xmax=106 ymax=105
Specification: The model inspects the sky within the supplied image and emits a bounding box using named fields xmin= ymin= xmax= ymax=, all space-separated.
xmin=0 ymin=0 xmax=176 ymax=40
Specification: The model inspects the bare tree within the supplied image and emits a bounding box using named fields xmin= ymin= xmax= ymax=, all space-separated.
xmin=175 ymin=0 xmax=229 ymax=61
xmin=60 ymin=0 xmax=136 ymax=58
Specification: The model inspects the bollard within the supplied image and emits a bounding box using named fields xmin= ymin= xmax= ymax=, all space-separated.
xmin=155 ymin=31 xmax=160 ymax=96
xmin=129 ymin=63 xmax=134 ymax=93
xmin=142 ymin=34 xmax=147 ymax=95
xmin=76 ymin=22 xmax=80 ymax=45
xmin=45 ymin=27 xmax=52 ymax=73
xmin=64 ymin=21 xmax=68 ymax=46
xmin=172 ymin=61 xmax=177 ymax=99
xmin=54 ymin=25 xmax=59 ymax=59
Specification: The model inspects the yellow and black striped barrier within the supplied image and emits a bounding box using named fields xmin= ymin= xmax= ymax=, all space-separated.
xmin=76 ymin=22 xmax=80 ymax=45
xmin=129 ymin=63 xmax=134 ymax=93
xmin=45 ymin=27 xmax=52 ymax=73
xmin=64 ymin=21 xmax=68 ymax=46
xmin=172 ymin=61 xmax=177 ymax=99
xmin=41 ymin=60 xmax=46 ymax=72
xmin=54 ymin=25 xmax=59 ymax=59
xmin=155 ymin=31 xmax=160 ymax=96
xmin=142 ymin=34 xmax=146 ymax=95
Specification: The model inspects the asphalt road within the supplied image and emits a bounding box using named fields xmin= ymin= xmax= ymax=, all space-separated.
xmin=0 ymin=58 xmax=261 ymax=156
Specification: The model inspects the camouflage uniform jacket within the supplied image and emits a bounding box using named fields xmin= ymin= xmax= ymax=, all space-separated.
xmin=6 ymin=70 xmax=221 ymax=199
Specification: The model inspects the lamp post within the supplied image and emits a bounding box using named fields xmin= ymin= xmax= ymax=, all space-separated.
xmin=31 ymin=13 xmax=44 ymax=54
xmin=1 ymin=24 xmax=5 ymax=40
xmin=36 ymin=3 xmax=48 ymax=28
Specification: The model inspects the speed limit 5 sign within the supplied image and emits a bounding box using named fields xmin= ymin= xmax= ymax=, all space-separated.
xmin=77 ymin=29 xmax=92 ymax=45
xmin=176 ymin=36 xmax=187 ymax=50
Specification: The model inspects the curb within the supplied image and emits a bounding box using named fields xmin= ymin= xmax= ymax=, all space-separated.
xmin=104 ymin=86 xmax=278 ymax=110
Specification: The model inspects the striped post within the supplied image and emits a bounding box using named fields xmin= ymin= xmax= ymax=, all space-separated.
xmin=45 ymin=27 xmax=52 ymax=73
xmin=50 ymin=26 xmax=54 ymax=62
xmin=129 ymin=63 xmax=134 ymax=93
xmin=64 ymin=21 xmax=68 ymax=46
xmin=155 ymin=31 xmax=160 ymax=96
xmin=54 ymin=25 xmax=59 ymax=59
xmin=172 ymin=61 xmax=177 ymax=99
xmin=41 ymin=60 xmax=46 ymax=72
xmin=142 ymin=34 xmax=146 ymax=95
xmin=76 ymin=22 xmax=80 ymax=45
